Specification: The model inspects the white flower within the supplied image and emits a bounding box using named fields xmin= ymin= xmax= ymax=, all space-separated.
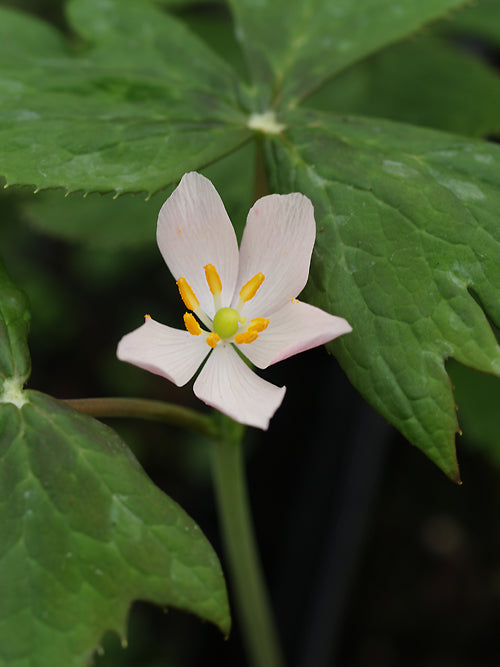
xmin=117 ymin=172 xmax=352 ymax=429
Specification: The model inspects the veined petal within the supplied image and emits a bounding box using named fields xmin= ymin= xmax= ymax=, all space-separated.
xmin=193 ymin=344 xmax=286 ymax=430
xmin=117 ymin=316 xmax=210 ymax=386
xmin=242 ymin=300 xmax=352 ymax=369
xmin=157 ymin=172 xmax=239 ymax=318
xmin=233 ymin=193 xmax=316 ymax=318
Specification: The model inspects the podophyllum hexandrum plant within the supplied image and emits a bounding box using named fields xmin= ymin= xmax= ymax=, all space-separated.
xmin=1 ymin=0 xmax=500 ymax=665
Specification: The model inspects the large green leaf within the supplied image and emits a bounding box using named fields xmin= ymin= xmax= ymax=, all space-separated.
xmin=308 ymin=36 xmax=500 ymax=138
xmin=227 ymin=0 xmax=467 ymax=108
xmin=0 ymin=263 xmax=230 ymax=665
xmin=0 ymin=0 xmax=251 ymax=194
xmin=265 ymin=110 xmax=500 ymax=480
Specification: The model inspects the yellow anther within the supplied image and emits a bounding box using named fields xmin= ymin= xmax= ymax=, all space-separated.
xmin=234 ymin=331 xmax=259 ymax=345
xmin=204 ymin=264 xmax=222 ymax=296
xmin=248 ymin=317 xmax=269 ymax=333
xmin=183 ymin=312 xmax=201 ymax=336
xmin=239 ymin=272 xmax=265 ymax=303
xmin=177 ymin=277 xmax=199 ymax=311
xmin=206 ymin=332 xmax=221 ymax=349
xmin=144 ymin=314 xmax=151 ymax=320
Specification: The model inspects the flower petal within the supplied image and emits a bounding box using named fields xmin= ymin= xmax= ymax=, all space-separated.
xmin=193 ymin=344 xmax=286 ymax=429
xmin=232 ymin=193 xmax=316 ymax=318
xmin=157 ymin=172 xmax=240 ymax=318
xmin=117 ymin=316 xmax=210 ymax=386
xmin=241 ymin=299 xmax=352 ymax=369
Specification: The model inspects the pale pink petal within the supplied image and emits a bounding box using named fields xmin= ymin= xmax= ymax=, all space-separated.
xmin=117 ymin=316 xmax=210 ymax=386
xmin=193 ymin=343 xmax=286 ymax=429
xmin=157 ymin=172 xmax=239 ymax=318
xmin=241 ymin=299 xmax=352 ymax=369
xmin=232 ymin=193 xmax=316 ymax=318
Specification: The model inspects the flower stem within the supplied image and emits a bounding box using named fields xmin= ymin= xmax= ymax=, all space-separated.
xmin=63 ymin=397 xmax=216 ymax=436
xmin=211 ymin=416 xmax=285 ymax=667
xmin=253 ymin=136 xmax=271 ymax=202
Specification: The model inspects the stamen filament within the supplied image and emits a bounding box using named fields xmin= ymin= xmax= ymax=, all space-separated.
xmin=183 ymin=312 xmax=202 ymax=336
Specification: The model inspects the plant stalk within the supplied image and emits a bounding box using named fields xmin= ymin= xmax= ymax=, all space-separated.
xmin=253 ymin=135 xmax=271 ymax=203
xmin=211 ymin=417 xmax=285 ymax=667
xmin=63 ymin=397 xmax=216 ymax=436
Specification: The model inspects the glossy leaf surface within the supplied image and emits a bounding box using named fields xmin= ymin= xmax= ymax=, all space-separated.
xmin=266 ymin=110 xmax=500 ymax=479
xmin=0 ymin=264 xmax=230 ymax=666
xmin=0 ymin=0 xmax=251 ymax=195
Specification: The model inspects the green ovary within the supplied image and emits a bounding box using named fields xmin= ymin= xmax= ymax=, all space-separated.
xmin=213 ymin=307 xmax=243 ymax=339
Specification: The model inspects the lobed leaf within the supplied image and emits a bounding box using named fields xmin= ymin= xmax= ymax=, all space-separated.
xmin=0 ymin=264 xmax=230 ymax=665
xmin=0 ymin=0 xmax=252 ymax=195
xmin=227 ymin=0 xmax=467 ymax=108
xmin=265 ymin=110 xmax=500 ymax=479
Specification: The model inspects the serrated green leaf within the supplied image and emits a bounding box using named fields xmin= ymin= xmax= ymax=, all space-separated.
xmin=0 ymin=262 xmax=30 ymax=389
xmin=0 ymin=0 xmax=252 ymax=194
xmin=308 ymin=36 xmax=500 ymax=137
xmin=227 ymin=0 xmax=466 ymax=108
xmin=0 ymin=393 xmax=230 ymax=667
xmin=0 ymin=266 xmax=230 ymax=666
xmin=265 ymin=110 xmax=500 ymax=480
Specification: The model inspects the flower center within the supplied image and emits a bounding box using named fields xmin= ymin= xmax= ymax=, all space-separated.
xmin=177 ymin=263 xmax=269 ymax=349
xmin=213 ymin=307 xmax=244 ymax=339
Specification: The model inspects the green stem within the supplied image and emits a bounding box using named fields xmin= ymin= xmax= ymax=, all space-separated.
xmin=211 ymin=416 xmax=285 ymax=667
xmin=253 ymin=136 xmax=271 ymax=203
xmin=63 ymin=397 xmax=216 ymax=436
